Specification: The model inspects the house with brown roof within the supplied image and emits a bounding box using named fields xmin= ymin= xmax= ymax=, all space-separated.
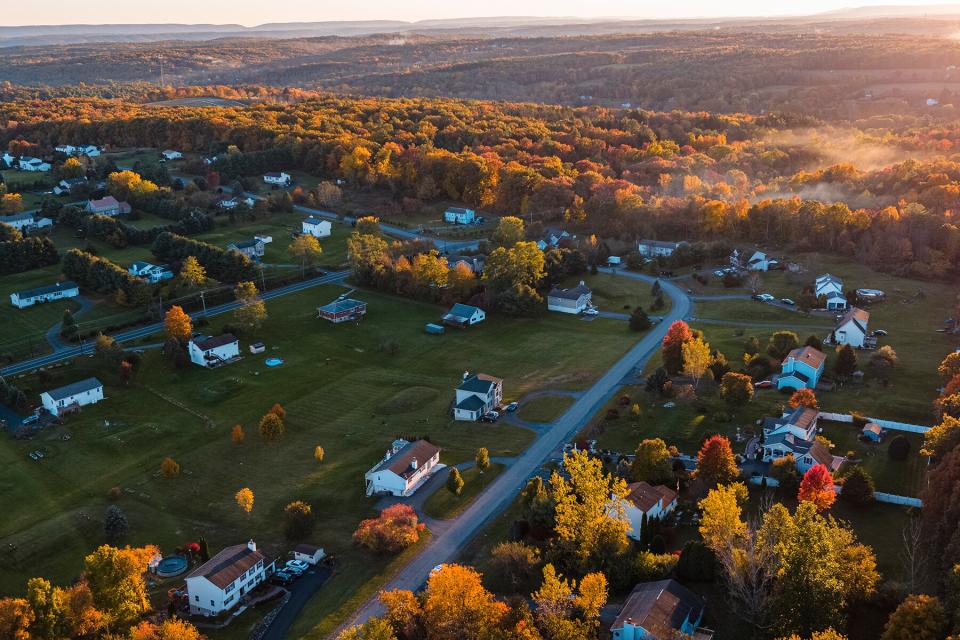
xmin=830 ymin=307 xmax=870 ymax=348
xmin=453 ymin=372 xmax=503 ymax=421
xmin=777 ymin=346 xmax=826 ymax=391
xmin=623 ymin=482 xmax=678 ymax=542
xmin=611 ymin=579 xmax=713 ymax=640
xmin=85 ymin=196 xmax=131 ymax=217
xmin=761 ymin=407 xmax=842 ymax=473
xmin=185 ymin=540 xmax=270 ymax=617
xmin=364 ymin=439 xmax=441 ymax=497
xmin=188 ymin=334 xmax=240 ymax=368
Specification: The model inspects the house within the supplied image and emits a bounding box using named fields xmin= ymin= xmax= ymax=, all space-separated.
xmin=747 ymin=250 xmax=775 ymax=271
xmin=302 ymin=217 xmax=332 ymax=238
xmin=55 ymin=145 xmax=77 ymax=156
xmin=227 ymin=237 xmax=266 ymax=261
xmin=185 ymin=540 xmax=270 ymax=617
xmin=78 ymin=145 xmax=101 ymax=158
xmin=446 ymin=254 xmax=485 ymax=274
xmin=40 ymin=377 xmax=104 ymax=417
xmin=162 ymin=150 xmax=183 ymax=161
xmin=815 ymin=274 xmax=847 ymax=310
xmin=537 ymin=227 xmax=571 ymax=250
xmin=856 ymin=288 xmax=885 ymax=303
xmin=128 ymin=261 xmax=174 ymax=284
xmin=443 ymin=207 xmax=476 ymax=225
xmin=19 ymin=157 xmax=51 ymax=172
xmin=85 ymin=196 xmax=131 ymax=217
xmin=547 ymin=281 xmax=593 ymax=314
xmin=292 ymin=544 xmax=326 ymax=565
xmin=317 ymin=297 xmax=367 ymax=323
xmin=623 ymin=482 xmax=678 ymax=542
xmin=637 ymin=239 xmax=688 ymax=258
xmin=364 ymin=438 xmax=441 ymax=497
xmin=761 ymin=406 xmax=841 ymax=473
xmin=216 ymin=196 xmax=255 ymax=210
xmin=863 ymin=422 xmax=883 ymax=442
xmin=611 ymin=579 xmax=713 ymax=640
xmin=729 ymin=248 xmax=740 ymax=267
xmin=442 ymin=303 xmax=485 ymax=327
xmin=263 ymin=172 xmax=291 ymax=187
xmin=54 ymin=177 xmax=88 ymax=195
xmin=777 ymin=346 xmax=826 ymax=391
xmin=0 ymin=211 xmax=52 ymax=233
xmin=830 ymin=307 xmax=869 ymax=348
xmin=2 ymin=152 xmax=14 ymax=167
xmin=454 ymin=372 xmax=503 ymax=421
xmin=188 ymin=334 xmax=240 ymax=368
xmin=10 ymin=281 xmax=79 ymax=308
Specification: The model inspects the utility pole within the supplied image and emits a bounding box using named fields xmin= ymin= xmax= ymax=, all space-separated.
xmin=159 ymin=54 xmax=166 ymax=88
xmin=200 ymin=291 xmax=207 ymax=316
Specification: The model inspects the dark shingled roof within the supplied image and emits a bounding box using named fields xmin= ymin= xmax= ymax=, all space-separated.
xmin=15 ymin=280 xmax=79 ymax=300
xmin=612 ymin=579 xmax=705 ymax=638
xmin=43 ymin=377 xmax=102 ymax=402
xmin=370 ymin=440 xmax=440 ymax=479
xmin=193 ymin=334 xmax=238 ymax=351
xmin=548 ymin=282 xmax=592 ymax=300
xmin=186 ymin=543 xmax=264 ymax=590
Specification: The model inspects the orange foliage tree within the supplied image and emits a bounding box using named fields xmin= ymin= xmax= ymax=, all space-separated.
xmin=353 ymin=504 xmax=423 ymax=554
xmin=798 ymin=464 xmax=836 ymax=511
xmin=661 ymin=320 xmax=693 ymax=375
xmin=788 ymin=388 xmax=818 ymax=409
xmin=163 ymin=306 xmax=192 ymax=343
xmin=696 ymin=435 xmax=739 ymax=487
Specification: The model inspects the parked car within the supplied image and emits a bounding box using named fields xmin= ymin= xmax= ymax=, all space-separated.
xmin=286 ymin=559 xmax=310 ymax=572
xmin=505 ymin=402 xmax=519 ymax=412
xmin=872 ymin=329 xmax=888 ymax=336
xmin=283 ymin=565 xmax=305 ymax=577
xmin=754 ymin=380 xmax=774 ymax=389
xmin=270 ymin=571 xmax=295 ymax=586
xmin=583 ymin=307 xmax=599 ymax=316
xmin=780 ymin=298 xmax=796 ymax=306
xmin=751 ymin=294 xmax=763 ymax=301
xmin=480 ymin=411 xmax=500 ymax=423
xmin=757 ymin=293 xmax=775 ymax=302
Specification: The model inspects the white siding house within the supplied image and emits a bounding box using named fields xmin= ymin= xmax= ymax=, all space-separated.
xmin=263 ymin=172 xmax=291 ymax=186
xmin=637 ymin=239 xmax=687 ymax=258
xmin=10 ymin=281 xmax=80 ymax=309
xmin=747 ymin=251 xmax=774 ymax=271
xmin=815 ymin=274 xmax=847 ymax=310
xmin=185 ymin=541 xmax=270 ymax=617
xmin=622 ymin=482 xmax=678 ymax=542
xmin=128 ymin=261 xmax=173 ymax=284
xmin=453 ymin=372 xmax=503 ymax=421
xmin=40 ymin=377 xmax=104 ymax=416
xmin=188 ymin=334 xmax=241 ymax=368
xmin=0 ymin=211 xmax=53 ymax=233
xmin=761 ymin=407 xmax=841 ymax=473
xmin=364 ymin=439 xmax=441 ymax=497
xmin=442 ymin=303 xmax=485 ymax=327
xmin=443 ymin=207 xmax=476 ymax=224
xmin=830 ymin=307 xmax=869 ymax=348
xmin=302 ymin=217 xmax=332 ymax=238
xmin=19 ymin=157 xmax=51 ymax=172
xmin=611 ymin=580 xmax=710 ymax=640
xmin=162 ymin=150 xmax=183 ymax=160
xmin=547 ymin=281 xmax=592 ymax=314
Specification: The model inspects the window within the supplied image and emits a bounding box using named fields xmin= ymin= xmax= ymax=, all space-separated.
xmin=195 ymin=595 xmax=199 ymax=602
xmin=210 ymin=600 xmax=214 ymax=606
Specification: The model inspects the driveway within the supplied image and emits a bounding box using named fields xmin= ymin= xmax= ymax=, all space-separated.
xmin=45 ymin=295 xmax=94 ymax=350
xmin=261 ymin=565 xmax=332 ymax=640
xmin=336 ymin=270 xmax=691 ymax=633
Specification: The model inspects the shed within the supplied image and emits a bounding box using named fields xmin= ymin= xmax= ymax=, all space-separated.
xmin=862 ymin=422 xmax=882 ymax=442
xmin=293 ymin=544 xmax=326 ymax=565
xmin=425 ymin=323 xmax=445 ymax=335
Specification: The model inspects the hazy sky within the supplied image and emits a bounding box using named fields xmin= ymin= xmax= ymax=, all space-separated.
xmin=0 ymin=0 xmax=949 ymax=26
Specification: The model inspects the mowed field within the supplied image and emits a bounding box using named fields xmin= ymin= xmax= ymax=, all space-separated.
xmin=0 ymin=283 xmax=646 ymax=637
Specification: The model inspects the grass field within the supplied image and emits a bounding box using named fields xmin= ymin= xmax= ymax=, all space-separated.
xmin=568 ymin=272 xmax=672 ymax=316
xmin=422 ymin=464 xmax=505 ymax=520
xmin=0 ymin=283 xmax=645 ymax=637
xmin=517 ymin=396 xmax=574 ymax=423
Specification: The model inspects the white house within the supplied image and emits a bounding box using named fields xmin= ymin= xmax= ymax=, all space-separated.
xmin=611 ymin=580 xmax=711 ymax=640
xmin=537 ymin=227 xmax=571 ymax=250
xmin=292 ymin=544 xmax=326 ymax=566
xmin=54 ymin=177 xmax=88 ymax=195
xmin=623 ymin=481 xmax=678 ymax=542
xmin=442 ymin=303 xmax=485 ymax=327
xmin=747 ymin=250 xmax=775 ymax=271
xmin=302 ymin=216 xmax=332 ymax=238
xmin=162 ymin=150 xmax=183 ymax=161
xmin=815 ymin=274 xmax=847 ymax=310
xmin=637 ymin=239 xmax=688 ymax=258
xmin=227 ymin=236 xmax=269 ymax=261
xmin=443 ymin=207 xmax=476 ymax=225
xmin=2 ymin=152 xmax=14 ymax=167
xmin=40 ymin=377 xmax=104 ymax=416
xmin=78 ymin=145 xmax=101 ymax=158
xmin=263 ymin=172 xmax=291 ymax=187
xmin=364 ymin=439 xmax=441 ymax=497
xmin=10 ymin=281 xmax=79 ymax=309
xmin=453 ymin=372 xmax=503 ymax=421
xmin=188 ymin=334 xmax=241 ymax=368
xmin=761 ymin=406 xmax=841 ymax=473
xmin=547 ymin=281 xmax=593 ymax=314
xmin=19 ymin=157 xmax=51 ymax=172
xmin=0 ymin=211 xmax=52 ymax=233
xmin=55 ymin=145 xmax=77 ymax=156
xmin=86 ymin=196 xmax=131 ymax=217
xmin=830 ymin=307 xmax=869 ymax=348
xmin=185 ymin=540 xmax=270 ymax=617
xmin=128 ymin=261 xmax=173 ymax=284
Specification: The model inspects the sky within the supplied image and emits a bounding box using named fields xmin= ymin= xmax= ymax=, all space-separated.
xmin=0 ymin=0 xmax=952 ymax=26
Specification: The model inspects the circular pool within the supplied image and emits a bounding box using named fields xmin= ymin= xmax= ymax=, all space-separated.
xmin=265 ymin=357 xmax=284 ymax=367
xmin=156 ymin=555 xmax=188 ymax=578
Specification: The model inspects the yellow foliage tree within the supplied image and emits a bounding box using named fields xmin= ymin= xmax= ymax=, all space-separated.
xmin=235 ymin=488 xmax=254 ymax=514
xmin=682 ymin=336 xmax=712 ymax=389
xmin=163 ymin=306 xmax=192 ymax=343
xmin=230 ymin=424 xmax=245 ymax=444
xmin=314 ymin=446 xmax=325 ymax=463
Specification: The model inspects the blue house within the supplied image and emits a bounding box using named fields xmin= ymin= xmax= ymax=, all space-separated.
xmin=777 ymin=346 xmax=826 ymax=391
xmin=611 ymin=579 xmax=713 ymax=640
xmin=443 ymin=207 xmax=476 ymax=225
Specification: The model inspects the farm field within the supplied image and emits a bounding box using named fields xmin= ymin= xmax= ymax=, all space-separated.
xmin=567 ymin=271 xmax=672 ymax=316
xmin=0 ymin=282 xmax=647 ymax=637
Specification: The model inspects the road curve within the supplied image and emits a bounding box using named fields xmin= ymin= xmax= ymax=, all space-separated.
xmin=335 ymin=271 xmax=691 ymax=635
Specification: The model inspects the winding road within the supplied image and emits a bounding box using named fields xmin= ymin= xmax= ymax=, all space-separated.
xmin=334 ymin=269 xmax=692 ymax=635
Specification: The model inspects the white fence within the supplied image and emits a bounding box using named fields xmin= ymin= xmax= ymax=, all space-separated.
xmin=874 ymin=492 xmax=923 ymax=507
xmin=818 ymin=412 xmax=930 ymax=434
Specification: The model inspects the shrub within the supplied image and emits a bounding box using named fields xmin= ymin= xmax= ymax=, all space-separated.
xmin=841 ymin=466 xmax=876 ymax=506
xmin=889 ymin=435 xmax=911 ymax=461
xmin=676 ymin=540 xmax=716 ymax=582
xmin=104 ymin=505 xmax=129 ymax=543
xmin=283 ymin=501 xmax=315 ymax=540
xmin=353 ymin=504 xmax=423 ymax=554
xmin=160 ymin=457 xmax=181 ymax=478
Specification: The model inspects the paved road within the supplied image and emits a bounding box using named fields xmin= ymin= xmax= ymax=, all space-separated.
xmin=262 ymin=565 xmax=333 ymax=640
xmin=0 ymin=270 xmax=350 ymax=377
xmin=337 ymin=270 xmax=692 ymax=634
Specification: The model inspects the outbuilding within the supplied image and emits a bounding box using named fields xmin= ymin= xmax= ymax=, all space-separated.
xmin=293 ymin=544 xmax=326 ymax=565
xmin=317 ymin=297 xmax=367 ymax=323
xmin=442 ymin=303 xmax=485 ymax=327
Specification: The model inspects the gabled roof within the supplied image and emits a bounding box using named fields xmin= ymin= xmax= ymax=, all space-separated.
xmin=626 ymin=482 xmax=677 ymax=513
xmin=318 ymin=298 xmax=366 ymax=314
xmin=783 ymin=406 xmax=819 ymax=430
xmin=836 ymin=307 xmax=869 ymax=333
xmin=548 ymin=281 xmax=592 ymax=300
xmin=863 ymin=423 xmax=882 ymax=435
xmin=748 ymin=250 xmax=766 ymax=263
xmin=784 ymin=346 xmax=826 ymax=370
xmin=445 ymin=206 xmax=473 ymax=214
xmin=458 ymin=373 xmax=502 ymax=394
xmin=638 ymin=239 xmax=686 ymax=249
xmin=456 ymin=395 xmax=487 ymax=411
xmin=87 ymin=196 xmax=121 ymax=210
xmin=445 ymin=303 xmax=482 ymax=320
xmin=15 ymin=281 xmax=79 ymax=299
xmin=303 ymin=216 xmax=327 ymax=225
xmin=264 ymin=171 xmax=288 ymax=178
xmin=294 ymin=543 xmax=323 ymax=556
xmin=1 ymin=211 xmax=38 ymax=223
xmin=43 ymin=377 xmax=102 ymax=401
xmin=808 ymin=440 xmax=838 ymax=469
xmin=192 ymin=334 xmax=238 ymax=351
xmin=370 ymin=439 xmax=440 ymax=479
xmin=612 ymin=579 xmax=705 ymax=637
xmin=816 ymin=273 xmax=843 ymax=289
xmin=186 ymin=543 xmax=264 ymax=590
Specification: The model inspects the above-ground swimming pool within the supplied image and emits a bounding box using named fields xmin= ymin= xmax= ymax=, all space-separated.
xmin=265 ymin=357 xmax=284 ymax=367
xmin=156 ymin=555 xmax=188 ymax=578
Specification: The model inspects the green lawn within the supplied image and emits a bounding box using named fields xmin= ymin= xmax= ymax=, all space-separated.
xmin=825 ymin=422 xmax=926 ymax=496
xmin=565 ymin=272 xmax=672 ymax=316
xmin=517 ymin=396 xmax=574 ymax=423
xmin=693 ymin=299 xmax=829 ymax=326
xmin=0 ymin=284 xmax=645 ymax=637
xmin=422 ymin=463 xmax=505 ymax=520
xmin=2 ymin=170 xmax=55 ymax=190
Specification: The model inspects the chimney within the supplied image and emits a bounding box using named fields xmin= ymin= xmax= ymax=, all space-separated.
xmin=385 ymin=448 xmax=392 ymax=460
xmin=410 ymin=457 xmax=418 ymax=470
xmin=247 ymin=540 xmax=256 ymax=552
xmin=463 ymin=371 xmax=470 ymax=381
xmin=579 ymin=280 xmax=585 ymax=287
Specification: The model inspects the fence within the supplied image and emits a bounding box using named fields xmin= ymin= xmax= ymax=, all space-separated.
xmin=818 ymin=412 xmax=930 ymax=434
xmin=874 ymin=492 xmax=923 ymax=507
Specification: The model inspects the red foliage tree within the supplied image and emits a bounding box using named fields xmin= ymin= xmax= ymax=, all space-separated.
xmin=798 ymin=463 xmax=836 ymax=511
xmin=696 ymin=435 xmax=739 ymax=486
xmin=788 ymin=388 xmax=818 ymax=409
xmin=662 ymin=320 xmax=693 ymax=375
xmin=353 ymin=504 xmax=424 ymax=554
